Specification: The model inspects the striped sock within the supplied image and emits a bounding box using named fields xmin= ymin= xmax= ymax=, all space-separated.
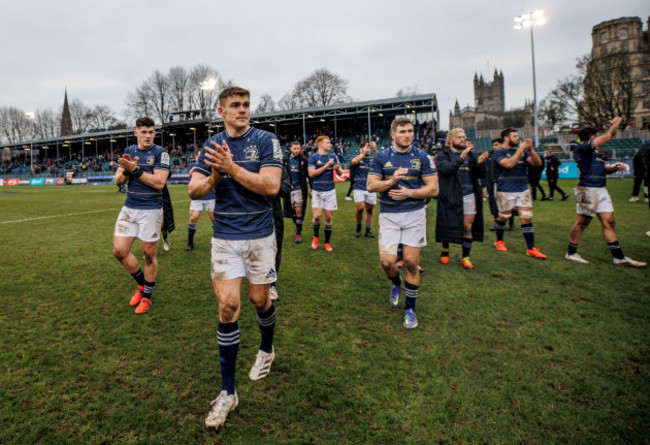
xmin=131 ymin=268 xmax=145 ymax=286
xmin=142 ymin=280 xmax=155 ymax=301
xmin=521 ymin=223 xmax=535 ymax=250
xmin=441 ymin=243 xmax=450 ymax=257
xmin=217 ymin=321 xmax=240 ymax=395
xmin=607 ymin=241 xmax=624 ymax=260
xmin=188 ymin=224 xmax=196 ymax=245
xmin=256 ymin=304 xmax=276 ymax=353
xmin=296 ymin=219 xmax=303 ymax=235
xmin=324 ymin=225 xmax=332 ymax=244
xmin=313 ymin=224 xmax=320 ymax=238
xmin=568 ymin=242 xmax=578 ymax=255
xmin=404 ymin=281 xmax=419 ymax=311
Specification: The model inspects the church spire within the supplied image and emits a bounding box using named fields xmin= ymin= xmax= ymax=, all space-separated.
xmin=60 ymin=88 xmax=73 ymax=136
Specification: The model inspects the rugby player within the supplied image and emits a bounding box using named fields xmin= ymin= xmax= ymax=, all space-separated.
xmin=308 ymin=135 xmax=343 ymax=251
xmin=350 ymin=141 xmax=376 ymax=238
xmin=367 ymin=118 xmax=438 ymax=329
xmin=492 ymin=128 xmax=547 ymax=259
xmin=566 ymin=117 xmax=646 ymax=267
xmin=435 ymin=129 xmax=488 ymax=269
xmin=113 ymin=117 xmax=170 ymax=314
xmin=283 ymin=141 xmax=309 ymax=243
xmin=188 ymin=87 xmax=282 ymax=429
xmin=185 ymin=175 xmax=215 ymax=251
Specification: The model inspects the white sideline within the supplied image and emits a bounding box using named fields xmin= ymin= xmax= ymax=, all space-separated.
xmin=1 ymin=199 xmax=190 ymax=225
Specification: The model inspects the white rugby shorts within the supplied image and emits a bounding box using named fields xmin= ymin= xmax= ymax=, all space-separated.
xmin=353 ymin=189 xmax=377 ymax=205
xmin=496 ymin=190 xmax=533 ymax=213
xmin=190 ymin=198 xmax=215 ymax=213
xmin=575 ymin=186 xmax=614 ymax=217
xmin=378 ymin=207 xmax=427 ymax=255
xmin=290 ymin=189 xmax=303 ymax=206
xmin=114 ymin=206 xmax=163 ymax=243
xmin=210 ymin=233 xmax=277 ymax=284
xmin=463 ymin=193 xmax=476 ymax=215
xmin=311 ymin=189 xmax=338 ymax=211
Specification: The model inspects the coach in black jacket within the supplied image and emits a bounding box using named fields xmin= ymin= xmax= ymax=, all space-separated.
xmin=544 ymin=149 xmax=568 ymax=200
xmin=282 ymin=145 xmax=310 ymax=224
xmin=435 ymin=130 xmax=487 ymax=267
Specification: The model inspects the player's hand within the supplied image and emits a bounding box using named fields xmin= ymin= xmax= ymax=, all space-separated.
xmin=118 ymin=154 xmax=139 ymax=172
xmin=611 ymin=117 xmax=623 ymax=126
xmin=461 ymin=146 xmax=473 ymax=159
xmin=326 ymin=159 xmax=334 ymax=168
xmin=391 ymin=167 xmax=408 ymax=184
xmin=617 ymin=162 xmax=625 ymax=171
xmin=521 ymin=138 xmax=533 ymax=151
xmin=388 ymin=185 xmax=412 ymax=201
xmin=478 ymin=151 xmax=489 ymax=164
xmin=205 ymin=141 xmax=234 ymax=174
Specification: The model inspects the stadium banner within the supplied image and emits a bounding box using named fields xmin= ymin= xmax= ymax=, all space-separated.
xmin=4 ymin=178 xmax=19 ymax=186
xmin=0 ymin=180 xmax=3 ymax=187
xmin=71 ymin=178 xmax=88 ymax=184
xmin=56 ymin=177 xmax=65 ymax=185
xmin=334 ymin=169 xmax=350 ymax=182
xmin=45 ymin=178 xmax=56 ymax=185
xmin=166 ymin=172 xmax=190 ymax=185
xmin=87 ymin=175 xmax=114 ymax=185
xmin=19 ymin=179 xmax=30 ymax=185
xmin=542 ymin=161 xmax=579 ymax=179
xmin=30 ymin=178 xmax=45 ymax=186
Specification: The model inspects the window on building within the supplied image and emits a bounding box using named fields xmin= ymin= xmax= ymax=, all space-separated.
xmin=643 ymin=82 xmax=650 ymax=94
xmin=643 ymin=68 xmax=650 ymax=78
xmin=621 ymin=41 xmax=628 ymax=52
xmin=619 ymin=28 xmax=628 ymax=38
xmin=601 ymin=32 xmax=608 ymax=43
xmin=601 ymin=47 xmax=607 ymax=56
xmin=601 ymin=60 xmax=608 ymax=69
xmin=643 ymin=99 xmax=650 ymax=110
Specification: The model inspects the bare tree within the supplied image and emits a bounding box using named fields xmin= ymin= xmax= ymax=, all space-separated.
xmin=292 ymin=68 xmax=350 ymax=107
xmin=0 ymin=107 xmax=30 ymax=143
xmin=69 ymin=98 xmax=92 ymax=134
xmin=255 ymin=94 xmax=276 ymax=113
xmin=87 ymin=105 xmax=120 ymax=130
xmin=168 ymin=66 xmax=190 ymax=113
xmin=34 ymin=109 xmax=60 ymax=139
xmin=278 ymin=91 xmax=302 ymax=111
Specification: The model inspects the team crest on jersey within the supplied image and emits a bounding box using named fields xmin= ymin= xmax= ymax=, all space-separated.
xmin=272 ymin=139 xmax=282 ymax=160
xmin=160 ymin=152 xmax=170 ymax=167
xmin=146 ymin=156 xmax=155 ymax=166
xmin=245 ymin=146 xmax=259 ymax=161
xmin=410 ymin=159 xmax=421 ymax=170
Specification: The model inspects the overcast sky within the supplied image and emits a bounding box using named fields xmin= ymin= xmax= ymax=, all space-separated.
xmin=1 ymin=1 xmax=647 ymax=129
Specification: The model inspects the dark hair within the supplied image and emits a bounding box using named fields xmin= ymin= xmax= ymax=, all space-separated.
xmin=500 ymin=128 xmax=517 ymax=139
xmin=290 ymin=140 xmax=301 ymax=147
xmin=491 ymin=138 xmax=503 ymax=144
xmin=218 ymin=86 xmax=250 ymax=105
xmin=578 ymin=127 xmax=598 ymax=142
xmin=135 ymin=117 xmax=155 ymax=128
xmin=390 ymin=117 xmax=414 ymax=133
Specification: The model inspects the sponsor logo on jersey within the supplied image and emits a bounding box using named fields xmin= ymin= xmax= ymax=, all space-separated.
xmin=410 ymin=159 xmax=421 ymax=170
xmin=161 ymin=152 xmax=170 ymax=167
xmin=245 ymin=146 xmax=259 ymax=161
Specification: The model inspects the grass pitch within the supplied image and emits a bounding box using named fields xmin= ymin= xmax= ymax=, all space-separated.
xmin=0 ymin=180 xmax=649 ymax=444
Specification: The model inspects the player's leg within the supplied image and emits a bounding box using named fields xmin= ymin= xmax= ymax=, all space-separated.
xmin=461 ymin=213 xmax=475 ymax=268
xmin=186 ymin=208 xmax=201 ymax=251
xmin=312 ymin=191 xmax=323 ymax=249
xmin=243 ymin=233 xmax=278 ymax=380
xmin=323 ymin=209 xmax=334 ymax=251
xmin=379 ymin=213 xmax=402 ymax=307
xmin=205 ymin=277 xmax=243 ymax=429
xmin=364 ymin=202 xmax=374 ymax=237
xmin=596 ymin=211 xmax=646 ymax=267
xmin=292 ymin=191 xmax=304 ymax=243
xmin=113 ymin=235 xmax=145 ymax=305
xmin=494 ymin=191 xmax=512 ymax=251
xmin=136 ymin=240 xmax=159 ymax=313
xmin=401 ymin=245 xmax=421 ymax=329
xmin=354 ymin=199 xmax=364 ymax=237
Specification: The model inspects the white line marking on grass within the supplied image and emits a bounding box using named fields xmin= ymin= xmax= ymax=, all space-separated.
xmin=0 ymin=200 xmax=190 ymax=224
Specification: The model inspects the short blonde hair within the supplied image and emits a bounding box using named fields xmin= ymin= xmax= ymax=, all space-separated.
xmin=445 ymin=128 xmax=466 ymax=147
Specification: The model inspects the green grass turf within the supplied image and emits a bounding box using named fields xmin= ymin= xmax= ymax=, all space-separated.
xmin=0 ymin=180 xmax=649 ymax=444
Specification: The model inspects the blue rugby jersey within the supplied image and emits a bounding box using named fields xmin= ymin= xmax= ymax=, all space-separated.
xmin=453 ymin=151 xmax=474 ymax=196
xmin=123 ymin=144 xmax=170 ymax=209
xmin=574 ymin=141 xmax=607 ymax=188
xmin=493 ymin=147 xmax=530 ymax=192
xmin=368 ymin=145 xmax=436 ymax=213
xmin=193 ymin=127 xmax=282 ymax=240
xmin=289 ymin=155 xmax=302 ymax=191
xmin=352 ymin=156 xmax=372 ymax=191
xmin=308 ymin=152 xmax=339 ymax=192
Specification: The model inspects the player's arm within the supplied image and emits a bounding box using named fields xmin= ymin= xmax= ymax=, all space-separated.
xmin=605 ymin=163 xmax=625 ymax=174
xmin=114 ymin=167 xmax=128 ymax=186
xmin=387 ymin=174 xmax=439 ymax=200
xmin=188 ymin=170 xmax=221 ymax=199
xmin=525 ymin=142 xmax=543 ymax=167
xmin=137 ymin=168 xmax=169 ymax=190
xmin=370 ymin=141 xmax=378 ymax=154
xmin=115 ymin=153 xmax=138 ymax=186
xmin=366 ymin=167 xmax=408 ymax=193
xmin=308 ymin=159 xmax=333 ymax=178
xmin=350 ymin=152 xmax=365 ymax=166
xmin=593 ymin=117 xmax=622 ymax=148
xmin=498 ymin=144 xmax=527 ymax=169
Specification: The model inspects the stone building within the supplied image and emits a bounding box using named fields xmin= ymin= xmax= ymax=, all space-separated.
xmin=588 ymin=16 xmax=650 ymax=129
